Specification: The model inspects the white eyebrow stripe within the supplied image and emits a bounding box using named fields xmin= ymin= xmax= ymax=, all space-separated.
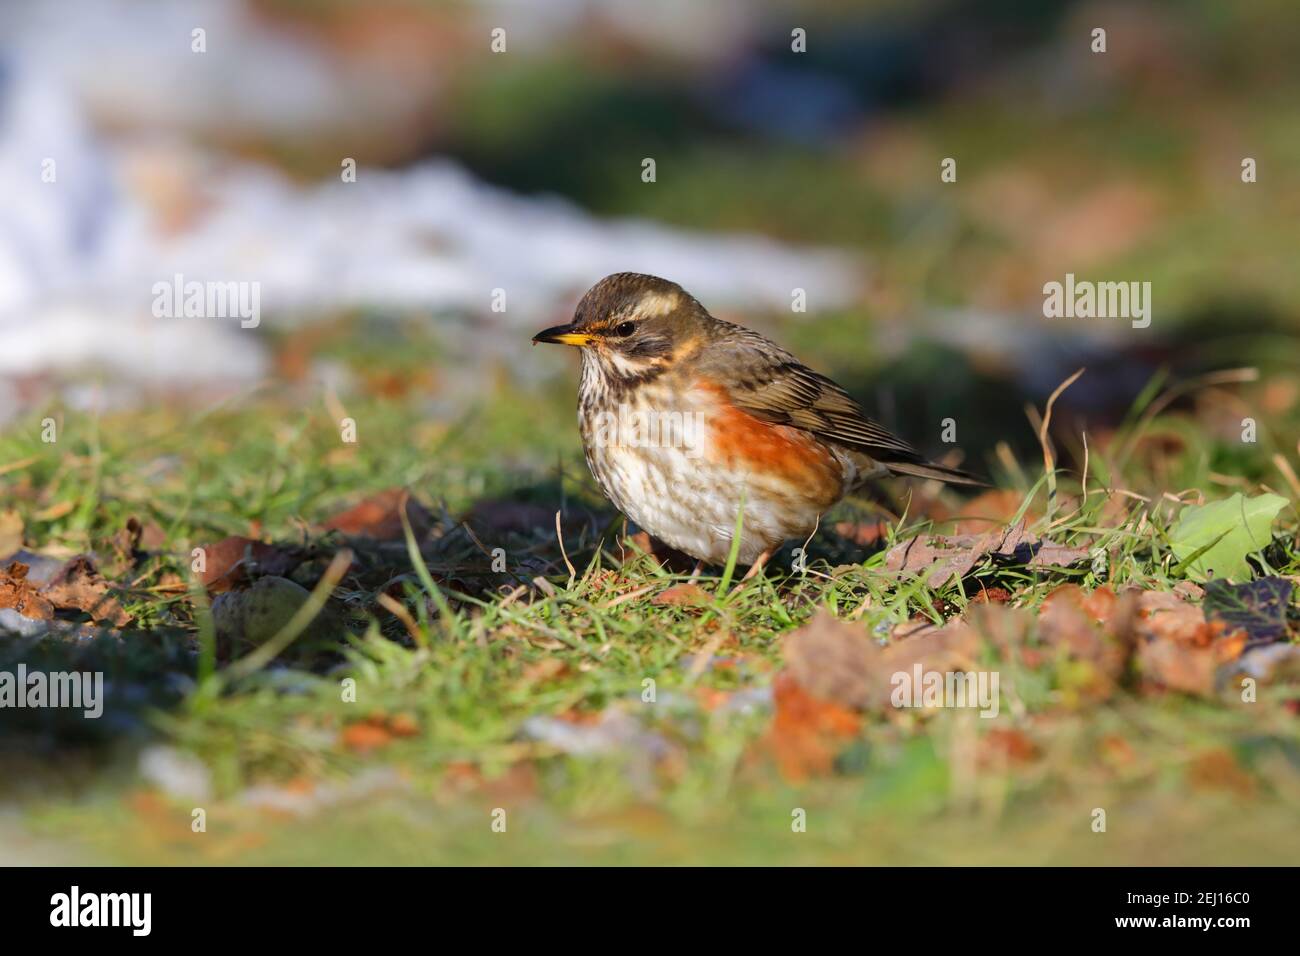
xmin=636 ymin=291 xmax=680 ymax=317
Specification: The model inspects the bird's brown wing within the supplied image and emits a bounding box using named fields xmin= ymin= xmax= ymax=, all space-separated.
xmin=700 ymin=327 xmax=982 ymax=485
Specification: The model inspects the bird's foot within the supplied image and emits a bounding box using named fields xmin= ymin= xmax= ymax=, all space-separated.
xmin=739 ymin=549 xmax=772 ymax=583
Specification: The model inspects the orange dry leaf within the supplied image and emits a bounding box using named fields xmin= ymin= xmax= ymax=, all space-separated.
xmin=971 ymin=585 xmax=1012 ymax=605
xmin=438 ymin=761 xmax=537 ymax=805
xmin=1040 ymin=586 xmax=1111 ymax=658
xmin=979 ymin=727 xmax=1039 ymax=766
xmin=388 ymin=713 xmax=420 ymax=738
xmin=1130 ymin=590 xmax=1247 ymax=696
xmin=323 ymin=489 xmax=432 ymax=541
xmin=1081 ymin=586 xmax=1118 ymax=622
xmin=442 ymin=761 xmax=482 ymax=793
xmin=695 ymin=687 xmax=732 ymax=711
xmin=1138 ymin=590 xmax=1216 ymax=646
xmin=1040 ymin=585 xmax=1250 ymax=699
xmin=1212 ymin=628 xmax=1248 ymax=665
xmin=652 ymin=583 xmax=708 ymax=607
xmin=341 ymin=722 xmax=393 ymax=753
xmin=763 ymin=672 xmax=861 ymax=783
xmin=0 ymin=562 xmax=54 ymax=620
xmin=1040 ymin=584 xmax=1120 ymax=625
xmin=1099 ymin=734 xmax=1136 ymax=768
xmin=1137 ymin=639 xmax=1217 ymax=696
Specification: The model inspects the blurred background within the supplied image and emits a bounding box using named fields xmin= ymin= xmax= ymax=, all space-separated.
xmin=2 ymin=0 xmax=1297 ymax=462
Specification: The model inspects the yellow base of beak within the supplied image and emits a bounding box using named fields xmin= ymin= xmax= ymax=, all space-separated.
xmin=533 ymin=325 xmax=595 ymax=347
xmin=549 ymin=332 xmax=594 ymax=347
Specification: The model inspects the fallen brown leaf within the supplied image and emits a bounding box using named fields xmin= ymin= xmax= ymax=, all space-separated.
xmin=387 ymin=713 xmax=420 ymax=738
xmin=783 ymin=610 xmax=984 ymax=714
xmin=1137 ymin=638 xmax=1217 ymax=696
xmin=762 ymin=672 xmax=862 ymax=783
xmin=440 ymin=761 xmax=539 ymax=806
xmin=1213 ymin=629 xmax=1249 ymax=665
xmin=1133 ymin=589 xmax=1248 ymax=681
xmin=881 ymin=619 xmax=983 ymax=685
xmin=1035 ymin=586 xmax=1244 ymax=699
xmin=196 ymin=536 xmax=295 ymax=593
xmin=1099 ymin=734 xmax=1136 ymax=768
xmin=652 ymin=583 xmax=708 ymax=607
xmin=979 ymin=727 xmax=1039 ymax=766
xmin=1036 ymin=587 xmax=1141 ymax=699
xmin=0 ymin=561 xmax=54 ymax=620
xmin=1040 ymin=586 xmax=1112 ymax=660
xmin=971 ymin=585 xmax=1012 ymax=605
xmin=40 ymin=555 xmax=131 ymax=627
xmin=105 ymin=516 xmax=168 ymax=576
xmin=341 ymin=722 xmax=393 ymax=753
xmin=962 ymin=603 xmax=1034 ymax=658
xmin=1137 ymin=590 xmax=1216 ymax=646
xmin=1081 ymin=585 xmax=1118 ymax=622
xmin=885 ymin=534 xmax=985 ymax=589
xmin=782 ymin=611 xmax=881 ymax=710
xmin=323 ymin=488 xmax=432 ymax=541
xmin=885 ymin=519 xmax=1090 ymax=588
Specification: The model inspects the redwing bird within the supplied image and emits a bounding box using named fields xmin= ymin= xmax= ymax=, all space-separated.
xmin=533 ymin=273 xmax=981 ymax=578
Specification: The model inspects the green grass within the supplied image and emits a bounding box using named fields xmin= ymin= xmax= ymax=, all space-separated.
xmin=3 ymin=329 xmax=1299 ymax=864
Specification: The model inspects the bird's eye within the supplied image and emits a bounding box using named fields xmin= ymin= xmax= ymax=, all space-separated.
xmin=614 ymin=321 xmax=636 ymax=337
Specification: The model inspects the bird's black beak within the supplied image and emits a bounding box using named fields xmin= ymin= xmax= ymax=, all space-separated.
xmin=532 ymin=323 xmax=594 ymax=347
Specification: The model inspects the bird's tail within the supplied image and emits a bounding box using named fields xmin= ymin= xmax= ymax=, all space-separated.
xmin=884 ymin=460 xmax=987 ymax=487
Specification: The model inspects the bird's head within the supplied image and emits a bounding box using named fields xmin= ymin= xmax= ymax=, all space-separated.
xmin=532 ymin=273 xmax=711 ymax=382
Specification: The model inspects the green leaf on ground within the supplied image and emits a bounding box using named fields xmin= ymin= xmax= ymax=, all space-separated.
xmin=1169 ymin=493 xmax=1288 ymax=582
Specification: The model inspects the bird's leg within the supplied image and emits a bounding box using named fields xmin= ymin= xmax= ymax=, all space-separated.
xmin=740 ymin=549 xmax=772 ymax=582
xmin=688 ymin=560 xmax=705 ymax=582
